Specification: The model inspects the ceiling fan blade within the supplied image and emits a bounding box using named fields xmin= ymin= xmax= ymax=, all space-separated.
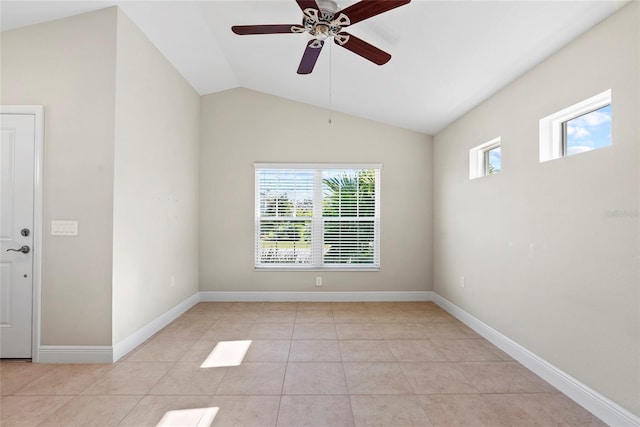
xmin=334 ymin=32 xmax=391 ymax=65
xmin=232 ymin=25 xmax=304 ymax=35
xmin=296 ymin=0 xmax=320 ymax=12
xmin=297 ymin=40 xmax=324 ymax=74
xmin=339 ymin=0 xmax=411 ymax=26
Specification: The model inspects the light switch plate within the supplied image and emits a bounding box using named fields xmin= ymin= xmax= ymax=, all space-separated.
xmin=51 ymin=220 xmax=78 ymax=236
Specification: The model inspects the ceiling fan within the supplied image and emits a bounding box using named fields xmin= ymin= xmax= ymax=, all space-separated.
xmin=232 ymin=0 xmax=411 ymax=74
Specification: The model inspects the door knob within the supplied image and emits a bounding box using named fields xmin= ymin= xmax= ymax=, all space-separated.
xmin=6 ymin=245 xmax=30 ymax=254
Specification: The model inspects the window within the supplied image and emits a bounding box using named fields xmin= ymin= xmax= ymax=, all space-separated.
xmin=469 ymin=137 xmax=501 ymax=179
xmin=562 ymin=104 xmax=612 ymax=156
xmin=254 ymin=164 xmax=381 ymax=270
xmin=485 ymin=145 xmax=502 ymax=174
xmin=539 ymin=89 xmax=611 ymax=162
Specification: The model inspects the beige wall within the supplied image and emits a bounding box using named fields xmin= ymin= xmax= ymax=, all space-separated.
xmin=112 ymin=10 xmax=200 ymax=344
xmin=433 ymin=2 xmax=639 ymax=416
xmin=1 ymin=9 xmax=118 ymax=345
xmin=200 ymin=88 xmax=432 ymax=293
xmin=1 ymin=6 xmax=200 ymax=348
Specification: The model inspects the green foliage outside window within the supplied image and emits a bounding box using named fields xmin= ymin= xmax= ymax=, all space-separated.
xmin=322 ymin=170 xmax=376 ymax=264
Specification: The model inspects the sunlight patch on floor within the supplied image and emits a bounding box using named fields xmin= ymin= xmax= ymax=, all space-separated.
xmin=200 ymin=340 xmax=252 ymax=368
xmin=156 ymin=407 xmax=218 ymax=427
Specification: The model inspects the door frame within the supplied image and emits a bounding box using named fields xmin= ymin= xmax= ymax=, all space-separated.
xmin=1 ymin=105 xmax=44 ymax=362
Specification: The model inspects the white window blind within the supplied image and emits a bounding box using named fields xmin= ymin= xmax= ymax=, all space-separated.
xmin=255 ymin=164 xmax=381 ymax=270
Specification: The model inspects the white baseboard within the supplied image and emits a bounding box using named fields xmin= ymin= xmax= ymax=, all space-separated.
xmin=38 ymin=346 xmax=113 ymax=363
xmin=432 ymin=294 xmax=640 ymax=427
xmin=112 ymin=292 xmax=200 ymax=362
xmin=199 ymin=291 xmax=434 ymax=302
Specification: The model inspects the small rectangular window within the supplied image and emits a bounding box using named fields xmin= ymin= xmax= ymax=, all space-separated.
xmin=254 ymin=164 xmax=381 ymax=270
xmin=485 ymin=146 xmax=501 ymax=174
xmin=562 ymin=104 xmax=612 ymax=157
xmin=540 ymin=90 xmax=611 ymax=162
xmin=470 ymin=137 xmax=501 ymax=179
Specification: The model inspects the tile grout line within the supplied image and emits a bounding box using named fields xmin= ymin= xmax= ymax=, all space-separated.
xmin=210 ymin=304 xmax=234 ymax=398
xmin=273 ymin=319 xmax=294 ymax=427
xmin=336 ymin=325 xmax=357 ymax=426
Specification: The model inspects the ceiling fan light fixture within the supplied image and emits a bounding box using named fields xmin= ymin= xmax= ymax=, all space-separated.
xmin=313 ymin=23 xmax=330 ymax=40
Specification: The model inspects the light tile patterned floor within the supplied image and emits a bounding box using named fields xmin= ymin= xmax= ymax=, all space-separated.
xmin=0 ymin=301 xmax=607 ymax=426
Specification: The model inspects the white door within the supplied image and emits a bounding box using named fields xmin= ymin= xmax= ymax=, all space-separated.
xmin=0 ymin=113 xmax=35 ymax=358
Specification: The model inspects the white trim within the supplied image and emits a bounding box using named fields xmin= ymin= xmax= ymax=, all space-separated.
xmin=432 ymin=293 xmax=640 ymax=427
xmin=1 ymin=105 xmax=44 ymax=363
xmin=38 ymin=346 xmax=113 ymax=364
xmin=254 ymin=162 xmax=383 ymax=170
xmin=539 ymin=89 xmax=611 ymax=162
xmin=254 ymin=165 xmax=382 ymax=270
xmin=469 ymin=136 xmax=501 ymax=179
xmin=112 ymin=292 xmax=200 ymax=362
xmin=254 ymin=268 xmax=380 ymax=272
xmin=199 ymin=291 xmax=434 ymax=302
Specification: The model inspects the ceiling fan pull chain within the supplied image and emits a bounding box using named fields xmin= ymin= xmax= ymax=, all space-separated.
xmin=328 ymin=41 xmax=332 ymax=125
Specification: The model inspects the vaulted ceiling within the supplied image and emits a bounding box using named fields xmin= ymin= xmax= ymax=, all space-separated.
xmin=1 ymin=1 xmax=627 ymax=134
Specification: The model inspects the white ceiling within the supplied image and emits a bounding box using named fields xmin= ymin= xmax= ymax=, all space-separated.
xmin=0 ymin=1 xmax=627 ymax=135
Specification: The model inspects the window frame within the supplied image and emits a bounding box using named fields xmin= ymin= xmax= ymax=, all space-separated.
xmin=484 ymin=145 xmax=502 ymax=175
xmin=254 ymin=163 xmax=381 ymax=271
xmin=539 ymin=89 xmax=612 ymax=162
xmin=469 ymin=137 xmax=501 ymax=179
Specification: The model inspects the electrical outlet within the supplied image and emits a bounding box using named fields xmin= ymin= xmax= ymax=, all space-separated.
xmin=460 ymin=276 xmax=465 ymax=288
xmin=316 ymin=276 xmax=322 ymax=287
xmin=170 ymin=276 xmax=175 ymax=288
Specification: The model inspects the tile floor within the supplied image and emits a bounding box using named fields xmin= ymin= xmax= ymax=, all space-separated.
xmin=0 ymin=301 xmax=607 ymax=426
